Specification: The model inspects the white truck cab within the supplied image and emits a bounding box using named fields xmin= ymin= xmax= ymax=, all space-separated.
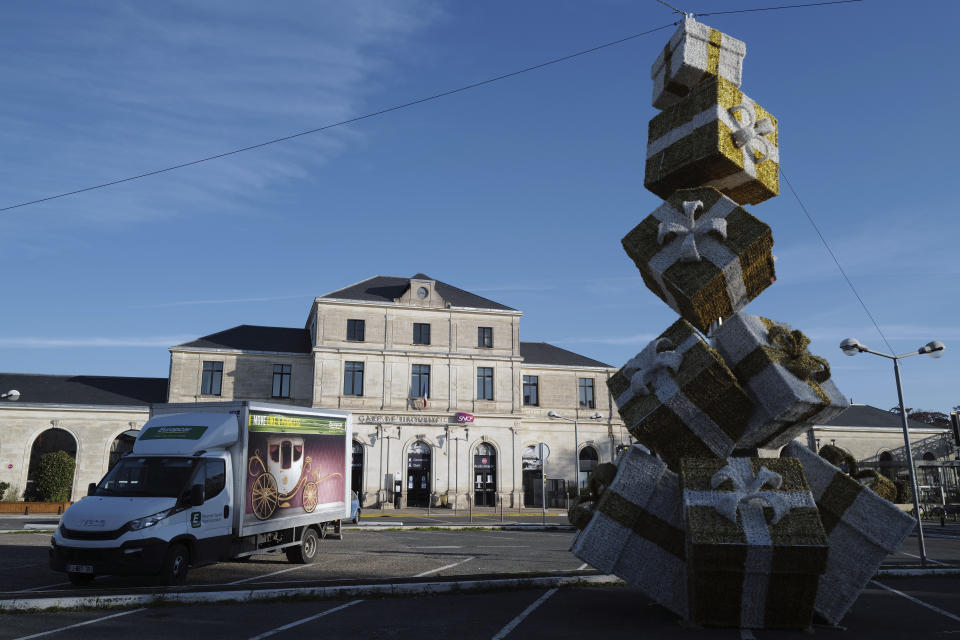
xmin=50 ymin=402 xmax=350 ymax=586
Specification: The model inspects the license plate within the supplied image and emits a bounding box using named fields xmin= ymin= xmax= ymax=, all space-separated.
xmin=67 ymin=564 xmax=94 ymax=574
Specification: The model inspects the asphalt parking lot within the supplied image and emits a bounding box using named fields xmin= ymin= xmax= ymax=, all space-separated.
xmin=1 ymin=526 xmax=959 ymax=639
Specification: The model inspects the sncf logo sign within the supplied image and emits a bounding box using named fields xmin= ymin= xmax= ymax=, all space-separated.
xmin=455 ymin=412 xmax=474 ymax=424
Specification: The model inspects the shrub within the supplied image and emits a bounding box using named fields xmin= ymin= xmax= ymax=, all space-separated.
xmin=894 ymin=480 xmax=913 ymax=505
xmin=34 ymin=451 xmax=76 ymax=502
xmin=854 ymin=469 xmax=897 ymax=502
xmin=0 ymin=481 xmax=8 ymax=501
xmin=818 ymin=444 xmax=858 ymax=475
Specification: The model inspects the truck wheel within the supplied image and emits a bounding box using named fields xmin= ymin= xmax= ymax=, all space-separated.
xmin=68 ymin=572 xmax=95 ymax=587
xmin=285 ymin=527 xmax=320 ymax=564
xmin=161 ymin=543 xmax=190 ymax=585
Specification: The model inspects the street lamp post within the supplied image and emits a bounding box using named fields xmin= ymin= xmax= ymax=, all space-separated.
xmin=1 ymin=390 xmax=20 ymax=401
xmin=547 ymin=411 xmax=603 ymax=497
xmin=378 ymin=425 xmax=400 ymax=510
xmin=839 ymin=337 xmax=945 ymax=566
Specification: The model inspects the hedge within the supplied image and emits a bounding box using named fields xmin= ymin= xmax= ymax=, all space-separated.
xmin=818 ymin=444 xmax=858 ymax=475
xmin=854 ymin=469 xmax=897 ymax=502
xmin=34 ymin=451 xmax=76 ymax=502
xmin=894 ymin=480 xmax=913 ymax=505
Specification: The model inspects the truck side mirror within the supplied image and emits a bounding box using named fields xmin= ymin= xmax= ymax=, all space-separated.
xmin=87 ymin=483 xmax=97 ymax=497
xmin=190 ymin=484 xmax=205 ymax=507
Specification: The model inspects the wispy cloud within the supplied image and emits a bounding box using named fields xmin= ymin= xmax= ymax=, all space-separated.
xmin=0 ymin=336 xmax=194 ymax=348
xmin=134 ymin=294 xmax=313 ymax=309
xmin=0 ymin=1 xmax=442 ymax=228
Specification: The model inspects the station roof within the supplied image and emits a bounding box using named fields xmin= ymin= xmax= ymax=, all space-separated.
xmin=321 ymin=274 xmax=516 ymax=311
xmin=822 ymin=404 xmax=938 ymax=430
xmin=519 ymin=342 xmax=611 ymax=368
xmin=0 ymin=373 xmax=167 ymax=406
xmin=175 ymin=325 xmax=312 ymax=353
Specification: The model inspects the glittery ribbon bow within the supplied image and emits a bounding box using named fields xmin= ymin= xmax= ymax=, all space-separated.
xmin=622 ymin=338 xmax=683 ymax=398
xmin=767 ymin=325 xmax=831 ymax=384
xmin=657 ymin=200 xmax=728 ymax=263
xmin=569 ymin=462 xmax=618 ymax=530
xmin=710 ymin=463 xmax=791 ymax=525
xmin=728 ymin=101 xmax=776 ymax=163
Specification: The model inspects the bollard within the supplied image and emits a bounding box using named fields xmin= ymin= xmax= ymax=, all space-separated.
xmin=500 ymin=494 xmax=504 ymax=523
xmin=469 ymin=493 xmax=473 ymax=523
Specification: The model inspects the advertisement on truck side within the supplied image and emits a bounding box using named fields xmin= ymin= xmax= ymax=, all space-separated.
xmin=244 ymin=410 xmax=347 ymax=525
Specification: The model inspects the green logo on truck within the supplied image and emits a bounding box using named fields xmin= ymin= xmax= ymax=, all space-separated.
xmin=140 ymin=426 xmax=208 ymax=440
xmin=248 ymin=412 xmax=345 ymax=435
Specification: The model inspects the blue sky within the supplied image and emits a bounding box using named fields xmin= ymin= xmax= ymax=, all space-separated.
xmin=1 ymin=1 xmax=958 ymax=414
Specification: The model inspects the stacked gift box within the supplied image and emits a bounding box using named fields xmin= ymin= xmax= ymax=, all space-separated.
xmin=570 ymin=16 xmax=913 ymax=629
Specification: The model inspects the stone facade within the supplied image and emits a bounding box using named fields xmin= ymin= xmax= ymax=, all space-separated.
xmin=0 ymin=405 xmax=147 ymax=502
xmin=166 ymin=275 xmax=625 ymax=509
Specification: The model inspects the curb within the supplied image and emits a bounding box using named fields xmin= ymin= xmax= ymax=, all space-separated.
xmin=0 ymin=574 xmax=623 ymax=612
xmin=351 ymin=524 xmax=575 ymax=532
xmin=875 ymin=567 xmax=960 ymax=577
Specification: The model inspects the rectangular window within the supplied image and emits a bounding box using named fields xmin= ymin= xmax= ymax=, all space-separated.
xmin=411 ymin=364 xmax=431 ymax=398
xmin=272 ymin=364 xmax=292 ymax=398
xmin=413 ymin=323 xmax=431 ymax=345
xmin=344 ymin=361 xmax=364 ymax=396
xmin=347 ymin=319 xmax=365 ymax=342
xmin=578 ymin=378 xmax=595 ymax=409
xmin=523 ymin=375 xmax=539 ymax=406
xmin=201 ymin=361 xmax=223 ymax=396
xmin=478 ymin=327 xmax=493 ymax=348
xmin=477 ymin=367 xmax=494 ymax=400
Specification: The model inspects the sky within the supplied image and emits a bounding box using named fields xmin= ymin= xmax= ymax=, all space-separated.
xmin=1 ymin=0 xmax=958 ymax=414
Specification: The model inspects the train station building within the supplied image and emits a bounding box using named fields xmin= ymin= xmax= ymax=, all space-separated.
xmin=0 ymin=273 xmax=956 ymax=505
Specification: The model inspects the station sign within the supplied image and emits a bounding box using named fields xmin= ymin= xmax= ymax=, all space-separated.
xmin=455 ymin=412 xmax=475 ymax=424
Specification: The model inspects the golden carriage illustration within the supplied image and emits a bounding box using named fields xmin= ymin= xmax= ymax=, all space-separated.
xmin=247 ymin=436 xmax=341 ymax=521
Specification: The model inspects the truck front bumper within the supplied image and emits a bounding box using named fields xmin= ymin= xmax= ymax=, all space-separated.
xmin=49 ymin=537 xmax=168 ymax=576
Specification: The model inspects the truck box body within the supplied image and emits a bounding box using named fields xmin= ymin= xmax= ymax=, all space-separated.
xmin=50 ymin=401 xmax=351 ymax=582
xmin=149 ymin=402 xmax=352 ymax=538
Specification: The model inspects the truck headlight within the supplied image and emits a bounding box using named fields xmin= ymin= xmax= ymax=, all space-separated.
xmin=127 ymin=508 xmax=175 ymax=531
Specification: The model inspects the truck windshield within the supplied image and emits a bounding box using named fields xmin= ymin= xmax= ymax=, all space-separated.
xmin=95 ymin=457 xmax=200 ymax=498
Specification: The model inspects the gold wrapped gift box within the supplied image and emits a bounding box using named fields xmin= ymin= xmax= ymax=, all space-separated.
xmin=645 ymin=75 xmax=779 ymax=206
xmin=622 ymin=186 xmax=775 ymax=332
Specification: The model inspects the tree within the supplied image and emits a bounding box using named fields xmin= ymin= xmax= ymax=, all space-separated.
xmin=34 ymin=451 xmax=75 ymax=502
xmin=888 ymin=407 xmax=950 ymax=427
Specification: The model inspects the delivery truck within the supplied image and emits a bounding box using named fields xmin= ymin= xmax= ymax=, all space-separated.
xmin=49 ymin=401 xmax=351 ymax=586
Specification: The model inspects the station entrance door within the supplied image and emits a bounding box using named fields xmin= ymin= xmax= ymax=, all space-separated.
xmin=407 ymin=440 xmax=431 ymax=507
xmin=474 ymin=443 xmax=497 ymax=506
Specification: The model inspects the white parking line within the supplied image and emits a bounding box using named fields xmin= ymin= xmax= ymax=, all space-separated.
xmin=576 ymin=563 xmax=588 ymax=571
xmin=227 ymin=564 xmax=310 ymax=585
xmin=476 ymin=546 xmax=528 ymax=549
xmin=247 ymin=600 xmax=363 ymax=640
xmin=409 ymin=546 xmax=463 ymax=549
xmin=412 ymin=556 xmax=475 ymax=578
xmin=12 ymin=583 xmax=70 ymax=593
xmin=491 ymin=588 xmax=558 ymax=639
xmin=11 ymin=607 xmax=146 ymax=640
xmin=899 ymin=551 xmax=947 ymax=565
xmin=870 ymin=580 xmax=960 ymax=623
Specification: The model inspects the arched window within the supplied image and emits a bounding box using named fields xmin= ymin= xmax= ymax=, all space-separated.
xmin=26 ymin=428 xmax=77 ymax=501
xmin=877 ymin=450 xmax=895 ymax=479
xmin=578 ymin=446 xmax=599 ymax=489
xmin=109 ymin=431 xmax=138 ymax=471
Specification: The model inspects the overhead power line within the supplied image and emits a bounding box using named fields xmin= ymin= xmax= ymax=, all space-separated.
xmin=1 ymin=23 xmax=679 ymax=215
xmin=780 ymin=168 xmax=895 ymax=354
xmin=697 ymin=0 xmax=863 ymax=17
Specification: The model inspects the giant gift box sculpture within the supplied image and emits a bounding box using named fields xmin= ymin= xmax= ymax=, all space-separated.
xmin=567 ymin=15 xmax=900 ymax=629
